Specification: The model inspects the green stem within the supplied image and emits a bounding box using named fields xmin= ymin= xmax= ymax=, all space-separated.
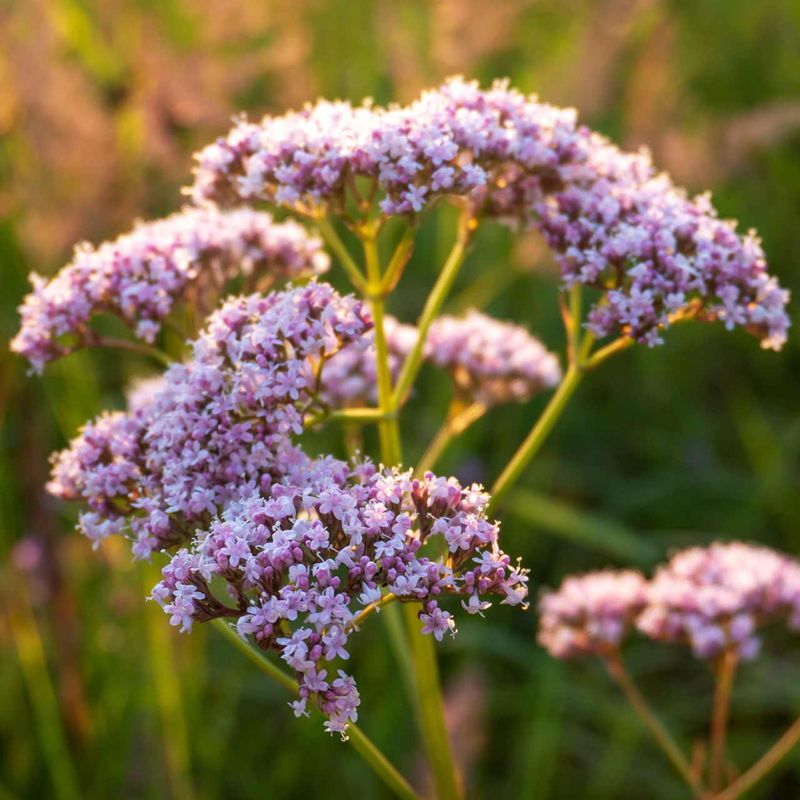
xmin=90 ymin=335 xmax=172 ymax=366
xmin=8 ymin=587 xmax=81 ymax=800
xmin=403 ymin=604 xmax=462 ymax=800
xmin=604 ymin=654 xmax=707 ymax=799
xmin=143 ymin=565 xmax=193 ymax=800
xmin=567 ymin=284 xmax=582 ymax=363
xmin=305 ymin=407 xmax=389 ymax=427
xmin=347 ymin=592 xmax=398 ymax=631
xmin=316 ymin=216 xmax=367 ymax=291
xmin=488 ymin=361 xmax=584 ymax=513
xmin=363 ymin=234 xmax=402 ymax=465
xmin=716 ymin=714 xmax=800 ymax=800
xmin=392 ymin=221 xmax=472 ymax=408
xmin=211 ymin=620 xmax=418 ymax=800
xmin=212 ymin=619 xmax=296 ymax=692
xmin=360 ymin=225 xmax=462 ymax=799
xmin=381 ymin=225 xmax=416 ymax=295
xmin=582 ymin=336 xmax=633 ymax=371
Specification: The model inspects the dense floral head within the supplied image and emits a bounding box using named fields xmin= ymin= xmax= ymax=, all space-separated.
xmin=637 ymin=542 xmax=800 ymax=660
xmin=11 ymin=207 xmax=329 ymax=372
xmin=151 ymin=455 xmax=528 ymax=734
xmin=319 ymin=315 xmax=417 ymax=408
xmin=192 ymin=76 xmax=789 ymax=351
xmin=48 ymin=282 xmax=371 ymax=557
xmin=538 ymin=569 xmax=648 ymax=659
xmin=426 ymin=310 xmax=561 ymax=406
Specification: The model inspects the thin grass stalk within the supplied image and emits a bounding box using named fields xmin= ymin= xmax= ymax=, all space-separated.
xmin=8 ymin=585 xmax=81 ymax=800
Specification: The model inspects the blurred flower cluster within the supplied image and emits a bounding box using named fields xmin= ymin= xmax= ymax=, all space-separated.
xmin=539 ymin=542 xmax=800 ymax=661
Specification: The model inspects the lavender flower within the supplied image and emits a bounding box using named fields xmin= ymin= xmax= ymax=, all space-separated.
xmin=319 ymin=315 xmax=417 ymax=408
xmin=11 ymin=207 xmax=329 ymax=372
xmin=48 ymin=282 xmax=371 ymax=557
xmin=637 ymin=542 xmax=800 ymax=660
xmin=151 ymin=457 xmax=528 ymax=734
xmin=192 ymin=77 xmax=789 ymax=350
xmin=538 ymin=569 xmax=648 ymax=659
xmin=426 ymin=311 xmax=561 ymax=406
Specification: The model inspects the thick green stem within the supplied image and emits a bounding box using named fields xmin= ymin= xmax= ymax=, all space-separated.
xmin=716 ymin=714 xmax=800 ymax=800
xmin=604 ymin=654 xmax=707 ymax=799
xmin=488 ymin=361 xmax=584 ymax=513
xmin=710 ymin=650 xmax=738 ymax=792
xmin=403 ymin=605 xmax=462 ymax=800
xmin=361 ymin=226 xmax=462 ymax=799
xmin=393 ymin=223 xmax=472 ymax=408
xmin=211 ymin=620 xmax=418 ymax=800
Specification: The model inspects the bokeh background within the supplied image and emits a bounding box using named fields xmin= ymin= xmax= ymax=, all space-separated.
xmin=1 ymin=1 xmax=800 ymax=797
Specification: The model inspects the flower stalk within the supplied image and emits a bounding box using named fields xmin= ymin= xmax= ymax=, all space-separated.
xmin=604 ymin=653 xmax=707 ymax=799
xmin=715 ymin=714 xmax=800 ymax=799
xmin=710 ymin=650 xmax=738 ymax=792
xmin=212 ymin=620 xmax=419 ymax=800
xmin=359 ymin=221 xmax=463 ymax=800
xmin=393 ymin=215 xmax=474 ymax=408
xmin=489 ymin=360 xmax=584 ymax=512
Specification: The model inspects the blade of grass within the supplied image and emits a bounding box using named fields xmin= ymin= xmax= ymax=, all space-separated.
xmin=7 ymin=585 xmax=81 ymax=800
xmin=506 ymin=489 xmax=659 ymax=563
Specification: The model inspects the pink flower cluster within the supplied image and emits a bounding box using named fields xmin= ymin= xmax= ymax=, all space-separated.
xmin=638 ymin=542 xmax=800 ymax=659
xmin=191 ymin=77 xmax=789 ymax=350
xmin=319 ymin=315 xmax=417 ymax=408
xmin=48 ymin=282 xmax=371 ymax=557
xmin=426 ymin=310 xmax=561 ymax=406
xmin=151 ymin=457 xmax=528 ymax=734
xmin=11 ymin=207 xmax=329 ymax=372
xmin=539 ymin=542 xmax=800 ymax=662
xmin=538 ymin=570 xmax=647 ymax=658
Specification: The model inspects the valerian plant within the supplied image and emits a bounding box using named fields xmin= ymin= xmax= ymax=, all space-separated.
xmin=539 ymin=543 xmax=800 ymax=798
xmin=12 ymin=77 xmax=791 ymax=799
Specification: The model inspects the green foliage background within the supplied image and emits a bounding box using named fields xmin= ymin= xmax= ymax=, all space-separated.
xmin=1 ymin=1 xmax=799 ymax=797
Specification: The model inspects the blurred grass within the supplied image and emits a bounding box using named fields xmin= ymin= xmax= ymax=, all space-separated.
xmin=1 ymin=0 xmax=800 ymax=798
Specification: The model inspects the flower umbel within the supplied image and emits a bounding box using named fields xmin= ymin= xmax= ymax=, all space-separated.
xmin=193 ymin=76 xmax=789 ymax=351
xmin=152 ymin=458 xmax=528 ymax=734
xmin=427 ymin=310 xmax=562 ymax=406
xmin=538 ymin=569 xmax=647 ymax=658
xmin=48 ymin=282 xmax=371 ymax=557
xmin=638 ymin=542 xmax=800 ymax=660
xmin=12 ymin=207 xmax=329 ymax=371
